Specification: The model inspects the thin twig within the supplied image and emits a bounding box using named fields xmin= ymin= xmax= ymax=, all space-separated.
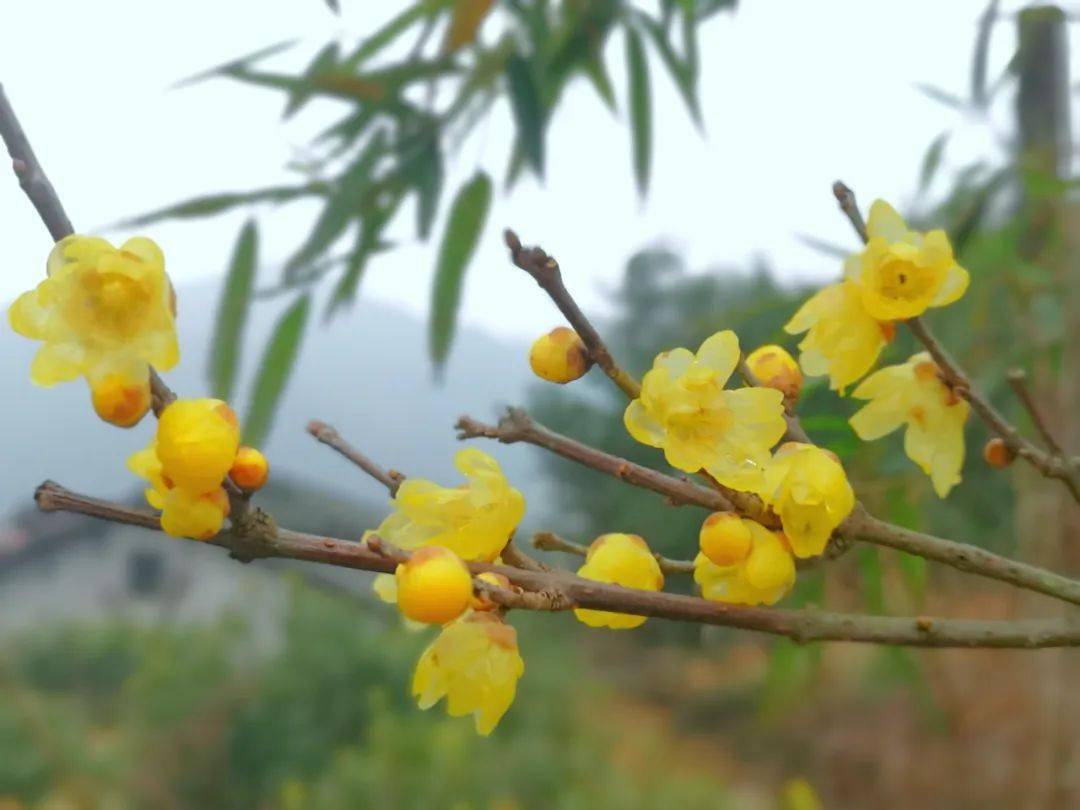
xmin=832 ymin=181 xmax=1080 ymax=504
xmin=455 ymin=408 xmax=747 ymax=515
xmin=459 ymin=408 xmax=1080 ymax=606
xmin=504 ymin=228 xmax=641 ymax=399
xmin=307 ymin=420 xmax=403 ymax=495
xmin=0 ymin=84 xmax=74 ymax=241
xmin=34 ymin=480 xmax=1080 ymax=649
xmin=1007 ymin=368 xmax=1065 ymax=456
xmin=831 ymin=180 xmax=868 ymax=243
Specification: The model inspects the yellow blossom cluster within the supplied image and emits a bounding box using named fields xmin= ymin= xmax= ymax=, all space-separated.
xmin=784 ymin=201 xmax=972 ymax=494
xmin=127 ymin=399 xmax=267 ymax=540
xmin=785 ymin=201 xmax=968 ymax=393
xmin=9 ymin=235 xmax=179 ymax=427
xmin=694 ymin=513 xmax=795 ymax=605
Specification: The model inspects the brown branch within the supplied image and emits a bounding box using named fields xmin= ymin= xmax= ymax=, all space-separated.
xmin=1006 ymin=367 xmax=1065 ymax=456
xmin=307 ymin=420 xmax=403 ymax=495
xmin=504 ymin=228 xmax=641 ymax=399
xmin=831 ymin=180 xmax=868 ymax=243
xmin=833 ymin=181 xmax=1080 ymax=504
xmin=34 ymin=480 xmax=1080 ymax=648
xmin=0 ymin=84 xmax=74 ymax=242
xmin=459 ymin=408 xmax=1080 ymax=606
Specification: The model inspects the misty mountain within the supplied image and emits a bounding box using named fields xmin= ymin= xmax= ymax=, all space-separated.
xmin=0 ymin=282 xmax=553 ymax=533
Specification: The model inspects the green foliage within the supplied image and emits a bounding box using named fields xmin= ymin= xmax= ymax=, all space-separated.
xmin=132 ymin=0 xmax=739 ymax=435
xmin=429 ymin=171 xmax=493 ymax=370
xmin=0 ymin=585 xmax=731 ymax=808
xmin=243 ymin=295 xmax=311 ymax=447
xmin=210 ymin=220 xmax=258 ymax=402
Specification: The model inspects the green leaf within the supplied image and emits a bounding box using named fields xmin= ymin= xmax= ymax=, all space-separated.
xmin=638 ymin=14 xmax=701 ymax=125
xmin=915 ymin=83 xmax=967 ymax=111
xmin=429 ymin=172 xmax=492 ymax=368
xmin=172 ymin=39 xmax=297 ymax=89
xmin=243 ymin=296 xmax=311 ymax=447
xmin=971 ymin=0 xmax=1000 ymax=108
xmin=344 ymin=1 xmax=453 ymax=69
xmin=285 ymin=131 xmax=388 ymax=276
xmin=796 ymin=233 xmax=851 ymax=259
xmin=209 ymin=221 xmax=258 ymax=402
xmin=625 ymin=26 xmax=652 ymax=196
xmin=283 ymin=42 xmax=341 ymax=119
xmin=119 ymin=183 xmax=326 ymax=228
xmin=583 ymin=53 xmax=617 ymax=112
xmin=398 ymin=124 xmax=444 ymax=239
xmin=505 ymin=54 xmax=545 ymax=177
xmin=918 ymin=132 xmax=949 ymax=193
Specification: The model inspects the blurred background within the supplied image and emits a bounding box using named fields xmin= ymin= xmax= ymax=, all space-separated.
xmin=0 ymin=1 xmax=1077 ymax=807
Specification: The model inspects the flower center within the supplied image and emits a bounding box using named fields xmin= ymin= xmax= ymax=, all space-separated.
xmin=875 ymin=252 xmax=935 ymax=302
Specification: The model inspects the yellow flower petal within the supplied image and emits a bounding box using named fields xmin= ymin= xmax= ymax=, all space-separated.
xmin=866 ymin=199 xmax=910 ymax=242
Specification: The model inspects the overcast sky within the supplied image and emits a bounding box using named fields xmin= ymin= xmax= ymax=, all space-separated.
xmin=0 ymin=1 xmax=1060 ymax=342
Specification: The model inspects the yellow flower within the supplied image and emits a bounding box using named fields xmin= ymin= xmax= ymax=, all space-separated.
xmin=529 ymin=327 xmax=591 ymax=383
xmin=127 ymin=444 xmax=231 ymax=540
xmin=780 ymin=778 xmax=823 ymax=810
xmin=412 ymin=611 xmax=524 ymax=735
xmin=574 ymin=533 xmax=664 ymax=630
xmin=849 ymin=352 xmax=969 ymax=497
xmin=851 ymin=200 xmax=969 ymax=321
xmin=624 ymin=330 xmax=786 ymax=489
xmin=126 ymin=398 xmax=240 ymax=540
xmin=8 ymin=235 xmax=178 ymax=423
xmin=755 ymin=443 xmax=854 ymax=557
xmin=784 ymin=280 xmax=893 ymax=393
xmin=694 ymin=518 xmax=795 ymax=606
xmin=375 ymin=448 xmax=525 ymax=562
xmin=745 ymin=344 xmax=803 ymax=400
xmin=395 ymin=546 xmax=474 ymax=625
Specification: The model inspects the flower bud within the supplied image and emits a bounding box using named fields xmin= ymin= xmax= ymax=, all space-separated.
xmin=230 ymin=446 xmax=270 ymax=491
xmin=699 ymin=512 xmax=752 ymax=567
xmin=983 ymin=438 xmax=1014 ymax=470
xmin=745 ymin=344 xmax=802 ymax=400
xmin=471 ymin=571 xmax=512 ymax=612
xmin=90 ymin=373 xmax=151 ymax=428
xmin=529 ymin=327 xmax=591 ymax=384
xmin=396 ymin=546 xmax=473 ymax=625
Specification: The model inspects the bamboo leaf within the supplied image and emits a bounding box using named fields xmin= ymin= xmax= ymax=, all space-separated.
xmin=285 ymin=131 xmax=388 ymax=276
xmin=172 ymin=39 xmax=297 ymax=89
xmin=209 ymin=221 xmax=258 ymax=402
xmin=444 ymin=0 xmax=496 ymax=52
xmin=505 ymin=54 xmax=545 ymax=177
xmin=118 ymin=183 xmax=326 ymax=228
xmin=625 ymin=27 xmax=652 ymax=196
xmin=971 ymin=0 xmax=1000 ymax=108
xmin=915 ymin=83 xmax=967 ymax=111
xmin=429 ymin=172 xmax=492 ymax=368
xmin=243 ymin=296 xmax=311 ymax=447
xmin=918 ymin=132 xmax=949 ymax=193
